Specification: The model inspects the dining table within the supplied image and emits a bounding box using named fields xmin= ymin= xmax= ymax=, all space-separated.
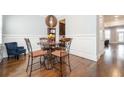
xmin=37 ymin=41 xmax=63 ymax=70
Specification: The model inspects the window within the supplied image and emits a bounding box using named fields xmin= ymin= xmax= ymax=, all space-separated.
xmin=117 ymin=28 xmax=124 ymax=42
xmin=105 ymin=29 xmax=110 ymax=40
xmin=118 ymin=32 xmax=124 ymax=42
xmin=117 ymin=28 xmax=124 ymax=33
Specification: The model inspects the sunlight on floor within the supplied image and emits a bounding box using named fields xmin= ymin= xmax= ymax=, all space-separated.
xmin=117 ymin=45 xmax=124 ymax=59
xmin=111 ymin=68 xmax=121 ymax=77
xmin=105 ymin=46 xmax=111 ymax=57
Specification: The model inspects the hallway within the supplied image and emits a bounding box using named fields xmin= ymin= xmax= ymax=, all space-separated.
xmin=97 ymin=44 xmax=124 ymax=76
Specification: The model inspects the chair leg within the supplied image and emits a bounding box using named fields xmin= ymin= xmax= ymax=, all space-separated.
xmin=43 ymin=56 xmax=47 ymax=69
xmin=50 ymin=55 xmax=54 ymax=68
xmin=16 ymin=55 xmax=19 ymax=60
xmin=26 ymin=55 xmax=30 ymax=72
xmin=8 ymin=56 xmax=9 ymax=60
xmin=40 ymin=56 xmax=42 ymax=68
xmin=14 ymin=56 xmax=16 ymax=59
xmin=24 ymin=52 xmax=26 ymax=56
xmin=29 ymin=58 xmax=33 ymax=77
xmin=68 ymin=55 xmax=71 ymax=72
xmin=55 ymin=56 xmax=59 ymax=63
xmin=60 ymin=57 xmax=63 ymax=77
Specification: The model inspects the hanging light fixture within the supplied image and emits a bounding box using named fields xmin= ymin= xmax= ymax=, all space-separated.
xmin=45 ymin=15 xmax=57 ymax=28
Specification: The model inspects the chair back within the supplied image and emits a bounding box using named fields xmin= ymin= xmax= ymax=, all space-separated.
xmin=5 ymin=42 xmax=18 ymax=55
xmin=59 ymin=38 xmax=72 ymax=52
xmin=39 ymin=38 xmax=49 ymax=49
xmin=64 ymin=38 xmax=72 ymax=53
xmin=5 ymin=42 xmax=18 ymax=50
xmin=24 ymin=38 xmax=33 ymax=56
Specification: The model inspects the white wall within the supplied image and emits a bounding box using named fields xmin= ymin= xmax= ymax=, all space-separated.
xmin=65 ymin=15 xmax=97 ymax=61
xmin=0 ymin=15 xmax=2 ymax=44
xmin=2 ymin=15 xmax=48 ymax=57
xmin=2 ymin=15 xmax=65 ymax=57
xmin=0 ymin=15 xmax=2 ymax=62
xmin=3 ymin=15 xmax=47 ymax=35
xmin=3 ymin=15 xmax=98 ymax=62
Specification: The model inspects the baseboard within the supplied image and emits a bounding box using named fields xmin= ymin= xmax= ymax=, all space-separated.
xmin=70 ymin=49 xmax=97 ymax=62
xmin=70 ymin=54 xmax=96 ymax=62
xmin=110 ymin=42 xmax=124 ymax=44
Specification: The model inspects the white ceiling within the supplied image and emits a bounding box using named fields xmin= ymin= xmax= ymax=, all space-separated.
xmin=104 ymin=15 xmax=124 ymax=23
xmin=104 ymin=15 xmax=124 ymax=27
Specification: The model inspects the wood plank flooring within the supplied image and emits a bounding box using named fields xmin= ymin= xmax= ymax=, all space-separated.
xmin=1 ymin=44 xmax=124 ymax=77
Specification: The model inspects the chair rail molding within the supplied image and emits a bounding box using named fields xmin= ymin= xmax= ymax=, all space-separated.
xmin=3 ymin=34 xmax=97 ymax=61
xmin=66 ymin=34 xmax=96 ymax=38
xmin=66 ymin=34 xmax=97 ymax=61
xmin=3 ymin=34 xmax=47 ymax=57
xmin=3 ymin=34 xmax=47 ymax=38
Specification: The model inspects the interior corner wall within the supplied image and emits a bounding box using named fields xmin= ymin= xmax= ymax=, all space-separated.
xmin=65 ymin=15 xmax=97 ymax=61
xmin=97 ymin=16 xmax=105 ymax=60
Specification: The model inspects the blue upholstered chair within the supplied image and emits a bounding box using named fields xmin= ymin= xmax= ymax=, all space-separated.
xmin=5 ymin=42 xmax=26 ymax=60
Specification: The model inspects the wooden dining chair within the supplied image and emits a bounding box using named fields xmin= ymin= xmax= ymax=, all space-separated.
xmin=24 ymin=38 xmax=47 ymax=76
xmin=52 ymin=38 xmax=72 ymax=76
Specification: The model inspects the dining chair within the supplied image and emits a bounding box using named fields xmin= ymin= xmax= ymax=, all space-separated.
xmin=24 ymin=38 xmax=47 ymax=76
xmin=52 ymin=38 xmax=72 ymax=76
xmin=39 ymin=37 xmax=56 ymax=69
xmin=39 ymin=37 xmax=57 ymax=51
xmin=39 ymin=38 xmax=49 ymax=50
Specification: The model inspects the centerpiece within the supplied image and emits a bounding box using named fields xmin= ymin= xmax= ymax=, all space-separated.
xmin=48 ymin=34 xmax=55 ymax=43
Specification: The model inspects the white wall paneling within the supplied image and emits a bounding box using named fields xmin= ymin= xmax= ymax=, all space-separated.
xmin=65 ymin=15 xmax=97 ymax=61
xmin=0 ymin=15 xmax=2 ymax=44
xmin=68 ymin=34 xmax=97 ymax=61
xmin=2 ymin=15 xmax=47 ymax=57
xmin=2 ymin=15 xmax=98 ymax=62
xmin=3 ymin=34 xmax=47 ymax=57
xmin=2 ymin=15 xmax=66 ymax=57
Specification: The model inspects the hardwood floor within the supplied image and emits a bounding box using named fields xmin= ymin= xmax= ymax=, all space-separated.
xmin=97 ymin=44 xmax=124 ymax=77
xmin=1 ymin=44 xmax=124 ymax=77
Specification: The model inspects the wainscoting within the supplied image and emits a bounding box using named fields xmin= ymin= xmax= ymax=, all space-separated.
xmin=2 ymin=34 xmax=47 ymax=57
xmin=67 ymin=34 xmax=97 ymax=61
xmin=3 ymin=34 xmax=97 ymax=62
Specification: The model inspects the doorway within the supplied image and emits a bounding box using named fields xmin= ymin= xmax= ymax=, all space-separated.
xmin=59 ymin=19 xmax=65 ymax=38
